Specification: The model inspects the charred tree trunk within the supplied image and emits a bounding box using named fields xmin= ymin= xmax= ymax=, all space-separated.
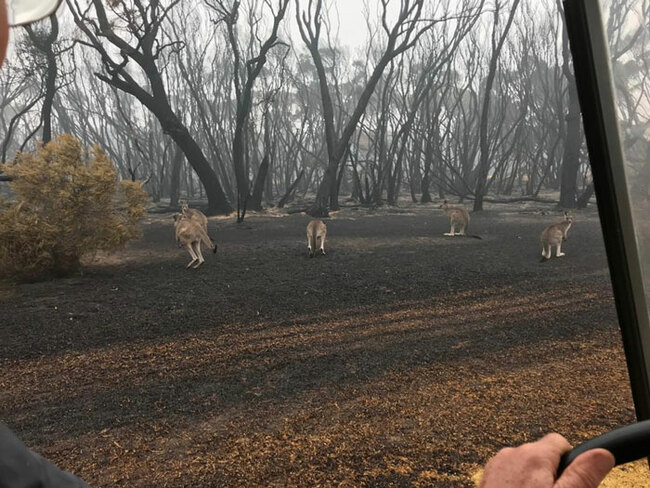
xmin=250 ymin=107 xmax=274 ymax=212
xmin=410 ymin=135 xmax=423 ymax=203
xmin=164 ymin=117 xmax=231 ymax=215
xmin=576 ymin=182 xmax=594 ymax=208
xmin=421 ymin=121 xmax=434 ymax=203
xmin=421 ymin=171 xmax=432 ymax=203
xmin=24 ymin=14 xmax=59 ymax=144
xmin=473 ymin=0 xmax=520 ymax=212
xmin=559 ymin=91 xmax=582 ymax=208
xmin=169 ymin=143 xmax=183 ymax=208
xmin=352 ymin=167 xmax=364 ymax=203
xmin=250 ymin=153 xmax=270 ymax=212
xmin=331 ymin=151 xmax=348 ymax=207
xmin=109 ymin=81 xmax=231 ymax=214
xmin=265 ymin=152 xmax=274 ymax=204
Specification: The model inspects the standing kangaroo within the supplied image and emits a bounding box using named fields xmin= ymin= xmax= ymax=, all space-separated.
xmin=173 ymin=213 xmax=217 ymax=269
xmin=439 ymin=200 xmax=481 ymax=239
xmin=180 ymin=201 xmax=218 ymax=248
xmin=306 ymin=220 xmax=327 ymax=258
xmin=540 ymin=212 xmax=573 ymax=262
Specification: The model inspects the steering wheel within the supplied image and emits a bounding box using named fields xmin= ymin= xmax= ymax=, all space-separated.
xmin=558 ymin=420 xmax=650 ymax=475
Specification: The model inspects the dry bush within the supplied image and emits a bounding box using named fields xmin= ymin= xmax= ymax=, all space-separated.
xmin=0 ymin=134 xmax=148 ymax=280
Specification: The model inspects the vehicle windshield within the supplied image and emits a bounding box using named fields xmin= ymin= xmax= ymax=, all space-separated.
xmin=0 ymin=0 xmax=647 ymax=486
xmin=599 ymin=0 xmax=650 ymax=305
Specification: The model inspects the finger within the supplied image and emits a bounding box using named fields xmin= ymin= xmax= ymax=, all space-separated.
xmin=522 ymin=433 xmax=572 ymax=471
xmin=536 ymin=433 xmax=572 ymax=456
xmin=555 ymin=448 xmax=615 ymax=488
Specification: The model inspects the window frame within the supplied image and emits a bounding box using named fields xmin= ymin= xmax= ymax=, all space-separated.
xmin=564 ymin=0 xmax=650 ymax=421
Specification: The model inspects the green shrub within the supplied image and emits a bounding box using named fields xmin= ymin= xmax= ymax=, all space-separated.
xmin=0 ymin=134 xmax=148 ymax=279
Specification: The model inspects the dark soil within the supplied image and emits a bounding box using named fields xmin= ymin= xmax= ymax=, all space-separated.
xmin=0 ymin=203 xmax=635 ymax=487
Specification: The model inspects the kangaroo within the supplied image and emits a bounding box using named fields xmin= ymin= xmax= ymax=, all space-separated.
xmin=180 ymin=201 xmax=218 ymax=248
xmin=540 ymin=211 xmax=573 ymax=262
xmin=180 ymin=201 xmax=208 ymax=232
xmin=439 ymin=200 xmax=481 ymax=239
xmin=306 ymin=220 xmax=327 ymax=258
xmin=173 ymin=213 xmax=217 ymax=269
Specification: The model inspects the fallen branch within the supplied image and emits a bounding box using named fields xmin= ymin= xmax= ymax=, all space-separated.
xmin=463 ymin=196 xmax=557 ymax=204
xmin=285 ymin=203 xmax=374 ymax=215
xmin=148 ymin=206 xmax=179 ymax=214
xmin=444 ymin=233 xmax=483 ymax=240
xmin=286 ymin=207 xmax=309 ymax=215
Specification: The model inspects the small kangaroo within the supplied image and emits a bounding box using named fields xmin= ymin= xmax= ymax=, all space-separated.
xmin=173 ymin=213 xmax=217 ymax=269
xmin=306 ymin=220 xmax=327 ymax=258
xmin=439 ymin=200 xmax=481 ymax=239
xmin=180 ymin=201 xmax=208 ymax=232
xmin=540 ymin=211 xmax=573 ymax=262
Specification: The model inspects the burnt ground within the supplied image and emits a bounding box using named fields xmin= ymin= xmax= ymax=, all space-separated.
xmin=0 ymin=202 xmax=639 ymax=487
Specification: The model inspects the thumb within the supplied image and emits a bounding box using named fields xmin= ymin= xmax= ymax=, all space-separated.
xmin=555 ymin=449 xmax=615 ymax=488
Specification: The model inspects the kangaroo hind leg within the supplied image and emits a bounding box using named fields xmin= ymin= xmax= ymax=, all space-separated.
xmin=319 ymin=234 xmax=326 ymax=255
xmin=192 ymin=241 xmax=205 ymax=268
xmin=185 ymin=243 xmax=198 ymax=269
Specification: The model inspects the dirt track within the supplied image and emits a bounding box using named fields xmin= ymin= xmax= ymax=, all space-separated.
xmin=0 ymin=202 xmax=638 ymax=487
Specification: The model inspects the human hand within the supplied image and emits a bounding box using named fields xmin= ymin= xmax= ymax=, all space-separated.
xmin=479 ymin=433 xmax=615 ymax=488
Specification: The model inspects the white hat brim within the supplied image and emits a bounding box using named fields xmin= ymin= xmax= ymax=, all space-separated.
xmin=7 ymin=0 xmax=62 ymax=26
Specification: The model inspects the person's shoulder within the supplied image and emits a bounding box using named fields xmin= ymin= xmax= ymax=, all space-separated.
xmin=0 ymin=423 xmax=92 ymax=488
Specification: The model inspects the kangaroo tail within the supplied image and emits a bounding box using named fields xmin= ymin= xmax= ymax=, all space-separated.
xmin=198 ymin=227 xmax=215 ymax=253
xmin=208 ymin=233 xmax=218 ymax=253
xmin=309 ymin=227 xmax=318 ymax=256
xmin=469 ymin=234 xmax=482 ymax=240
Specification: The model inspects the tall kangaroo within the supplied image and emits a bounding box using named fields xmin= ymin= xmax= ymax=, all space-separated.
xmin=439 ymin=200 xmax=481 ymax=239
xmin=540 ymin=212 xmax=573 ymax=262
xmin=181 ymin=201 xmax=217 ymax=248
xmin=306 ymin=220 xmax=327 ymax=258
xmin=173 ymin=213 xmax=217 ymax=269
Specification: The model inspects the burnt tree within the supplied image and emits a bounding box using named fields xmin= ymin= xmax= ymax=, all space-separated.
xmin=67 ymin=0 xmax=232 ymax=214
xmin=296 ymin=0 xmax=471 ymax=216
xmin=208 ymin=0 xmax=289 ymax=222
xmin=473 ymin=0 xmax=521 ymax=211
xmin=23 ymin=14 xmax=59 ymax=143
